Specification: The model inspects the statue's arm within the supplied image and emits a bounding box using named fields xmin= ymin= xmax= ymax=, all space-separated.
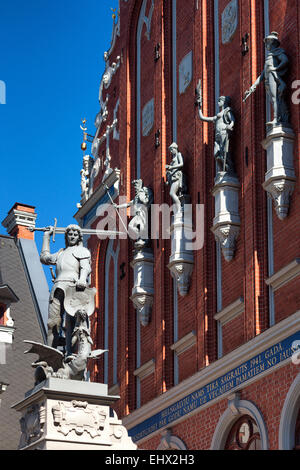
xmin=169 ymin=153 xmax=184 ymax=170
xmin=114 ymin=199 xmax=133 ymax=209
xmin=244 ymin=72 xmax=264 ymax=101
xmin=226 ymin=110 xmax=235 ymax=130
xmin=198 ymin=107 xmax=216 ymax=123
xmin=274 ymin=52 xmax=289 ymax=72
xmin=77 ymin=257 xmax=91 ymax=288
xmin=40 ymin=228 xmax=57 ymax=265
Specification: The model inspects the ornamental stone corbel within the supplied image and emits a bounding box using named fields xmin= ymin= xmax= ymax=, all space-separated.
xmin=261 ymin=125 xmax=296 ymax=220
xmin=211 ymin=172 xmax=241 ymax=262
xmin=130 ymin=248 xmax=154 ymax=326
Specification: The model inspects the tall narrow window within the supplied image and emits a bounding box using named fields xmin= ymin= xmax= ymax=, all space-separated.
xmin=104 ymin=239 xmax=120 ymax=387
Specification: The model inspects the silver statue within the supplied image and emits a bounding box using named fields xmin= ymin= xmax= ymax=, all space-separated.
xmin=80 ymin=155 xmax=94 ymax=204
xmin=40 ymin=224 xmax=92 ymax=355
xmin=244 ymin=32 xmax=289 ymax=126
xmin=166 ymin=142 xmax=187 ymax=212
xmin=114 ymin=179 xmax=153 ymax=247
xmin=196 ymin=80 xmax=235 ymax=174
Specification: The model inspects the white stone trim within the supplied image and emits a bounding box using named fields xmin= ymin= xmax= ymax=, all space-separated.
xmin=279 ymin=373 xmax=300 ymax=449
xmin=265 ymin=258 xmax=300 ymax=292
xmin=0 ymin=325 xmax=15 ymax=344
xmin=157 ymin=429 xmax=187 ymax=450
xmin=133 ymin=359 xmax=155 ymax=380
xmin=74 ymin=168 xmax=120 ymax=224
xmin=108 ymin=383 xmax=120 ymax=396
xmin=2 ymin=208 xmax=37 ymax=233
xmin=214 ymin=297 xmax=244 ymax=325
xmin=170 ymin=331 xmax=196 ymax=356
xmin=123 ymin=310 xmax=300 ymax=440
xmin=0 ymin=382 xmax=8 ymax=395
xmin=211 ymin=396 xmax=269 ymax=449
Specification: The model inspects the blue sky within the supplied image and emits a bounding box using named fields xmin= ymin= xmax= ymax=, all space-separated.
xmin=0 ymin=0 xmax=119 ymax=261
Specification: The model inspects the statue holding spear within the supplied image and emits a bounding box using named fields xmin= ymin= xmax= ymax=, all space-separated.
xmin=196 ymin=80 xmax=235 ymax=175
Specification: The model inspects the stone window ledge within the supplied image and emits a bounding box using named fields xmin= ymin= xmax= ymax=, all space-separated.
xmin=170 ymin=331 xmax=196 ymax=356
xmin=266 ymin=258 xmax=300 ymax=292
xmin=133 ymin=359 xmax=155 ymax=380
xmin=214 ymin=297 xmax=244 ymax=325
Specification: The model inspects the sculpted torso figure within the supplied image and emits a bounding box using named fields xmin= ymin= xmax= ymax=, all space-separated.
xmin=166 ymin=143 xmax=187 ymax=212
xmin=196 ymin=83 xmax=235 ymax=174
xmin=244 ymin=32 xmax=289 ymax=125
xmin=40 ymin=225 xmax=91 ymax=355
xmin=114 ymin=179 xmax=153 ymax=245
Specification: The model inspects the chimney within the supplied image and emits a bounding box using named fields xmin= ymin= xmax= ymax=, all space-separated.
xmin=2 ymin=203 xmax=37 ymax=240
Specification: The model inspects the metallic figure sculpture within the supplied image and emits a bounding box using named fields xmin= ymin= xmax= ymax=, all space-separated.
xmin=40 ymin=224 xmax=92 ymax=355
xmin=166 ymin=142 xmax=187 ymax=213
xmin=196 ymin=80 xmax=235 ymax=174
xmin=244 ymin=32 xmax=289 ymax=125
xmin=114 ymin=179 xmax=153 ymax=246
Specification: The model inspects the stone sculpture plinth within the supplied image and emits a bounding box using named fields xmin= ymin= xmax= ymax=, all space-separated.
xmin=130 ymin=246 xmax=154 ymax=326
xmin=168 ymin=202 xmax=194 ymax=296
xmin=262 ymin=125 xmax=295 ymax=220
xmin=211 ymin=172 xmax=240 ymax=262
xmin=12 ymin=378 xmax=137 ymax=450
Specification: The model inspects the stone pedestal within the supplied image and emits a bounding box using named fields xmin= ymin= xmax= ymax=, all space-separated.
xmin=12 ymin=378 xmax=137 ymax=450
xmin=211 ymin=172 xmax=240 ymax=262
xmin=130 ymin=246 xmax=154 ymax=326
xmin=262 ymin=125 xmax=296 ymax=220
xmin=168 ymin=204 xmax=194 ymax=296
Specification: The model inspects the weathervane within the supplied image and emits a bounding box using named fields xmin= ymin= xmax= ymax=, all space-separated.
xmin=80 ymin=118 xmax=95 ymax=154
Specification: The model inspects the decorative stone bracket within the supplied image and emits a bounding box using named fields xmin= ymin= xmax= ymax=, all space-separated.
xmin=167 ymin=204 xmax=194 ymax=296
xmin=130 ymin=247 xmax=154 ymax=326
xmin=211 ymin=172 xmax=241 ymax=262
xmin=262 ymin=125 xmax=296 ymax=220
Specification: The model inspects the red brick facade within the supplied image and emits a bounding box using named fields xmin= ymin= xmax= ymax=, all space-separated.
xmin=74 ymin=0 xmax=300 ymax=449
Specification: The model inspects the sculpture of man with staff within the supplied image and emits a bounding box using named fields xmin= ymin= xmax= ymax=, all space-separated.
xmin=244 ymin=32 xmax=289 ymax=126
xmin=196 ymin=80 xmax=235 ymax=174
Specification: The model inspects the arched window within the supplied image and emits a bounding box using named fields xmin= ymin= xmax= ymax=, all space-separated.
xmin=225 ymin=415 xmax=262 ymax=450
xmin=295 ymin=408 xmax=300 ymax=450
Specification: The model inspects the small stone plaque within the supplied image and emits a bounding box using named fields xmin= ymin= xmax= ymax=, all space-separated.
xmin=179 ymin=51 xmax=193 ymax=94
xmin=222 ymin=0 xmax=238 ymax=44
xmin=142 ymin=98 xmax=154 ymax=136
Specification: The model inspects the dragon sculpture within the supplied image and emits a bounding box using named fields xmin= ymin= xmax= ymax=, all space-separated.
xmin=25 ymin=309 xmax=106 ymax=385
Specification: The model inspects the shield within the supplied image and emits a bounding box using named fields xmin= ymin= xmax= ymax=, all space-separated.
xmin=64 ymin=286 xmax=96 ymax=317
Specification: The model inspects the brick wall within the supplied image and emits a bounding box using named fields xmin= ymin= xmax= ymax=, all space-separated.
xmin=85 ymin=0 xmax=300 ymax=446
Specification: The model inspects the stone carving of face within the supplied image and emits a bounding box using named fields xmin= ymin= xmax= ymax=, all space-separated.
xmin=133 ymin=180 xmax=143 ymax=192
xmin=265 ymin=38 xmax=278 ymax=52
xmin=218 ymin=96 xmax=226 ymax=108
xmin=67 ymin=229 xmax=80 ymax=247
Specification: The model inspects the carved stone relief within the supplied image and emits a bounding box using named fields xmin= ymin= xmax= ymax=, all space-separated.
xmin=19 ymin=403 xmax=46 ymax=449
xmin=52 ymin=400 xmax=108 ymax=438
xmin=179 ymin=51 xmax=193 ymax=94
xmin=142 ymin=98 xmax=154 ymax=136
xmin=222 ymin=0 xmax=238 ymax=44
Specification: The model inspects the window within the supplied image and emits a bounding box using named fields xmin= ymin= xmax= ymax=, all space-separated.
xmin=225 ymin=415 xmax=262 ymax=450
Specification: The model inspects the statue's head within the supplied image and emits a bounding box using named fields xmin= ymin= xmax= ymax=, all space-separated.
xmin=65 ymin=224 xmax=83 ymax=247
xmin=264 ymin=31 xmax=280 ymax=50
xmin=219 ymin=96 xmax=231 ymax=108
xmin=132 ymin=179 xmax=143 ymax=192
xmin=83 ymin=155 xmax=94 ymax=172
xmin=169 ymin=142 xmax=178 ymax=155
